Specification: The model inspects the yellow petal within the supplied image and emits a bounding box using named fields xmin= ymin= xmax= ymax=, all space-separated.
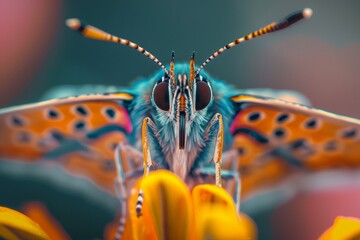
xmin=141 ymin=170 xmax=193 ymax=240
xmin=128 ymin=178 xmax=157 ymax=240
xmin=319 ymin=216 xmax=360 ymax=240
xmin=192 ymin=185 xmax=257 ymax=240
xmin=0 ymin=206 xmax=51 ymax=240
xmin=238 ymin=212 xmax=257 ymax=240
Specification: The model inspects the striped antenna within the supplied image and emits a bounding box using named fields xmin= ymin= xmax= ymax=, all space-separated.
xmin=66 ymin=18 xmax=169 ymax=75
xmin=170 ymin=51 xmax=176 ymax=88
xmin=189 ymin=52 xmax=196 ymax=89
xmin=196 ymin=8 xmax=313 ymax=75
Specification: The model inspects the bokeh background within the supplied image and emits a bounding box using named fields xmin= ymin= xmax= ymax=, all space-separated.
xmin=0 ymin=0 xmax=359 ymax=239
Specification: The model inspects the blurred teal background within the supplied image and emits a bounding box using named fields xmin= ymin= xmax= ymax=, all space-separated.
xmin=1 ymin=0 xmax=359 ymax=118
xmin=0 ymin=1 xmax=359 ymax=239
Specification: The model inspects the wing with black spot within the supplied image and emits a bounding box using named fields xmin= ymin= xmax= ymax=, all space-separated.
xmin=225 ymin=94 xmax=360 ymax=197
xmin=0 ymin=92 xmax=136 ymax=194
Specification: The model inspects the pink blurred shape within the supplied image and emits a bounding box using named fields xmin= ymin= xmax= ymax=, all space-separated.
xmin=272 ymin=186 xmax=360 ymax=240
xmin=0 ymin=0 xmax=62 ymax=106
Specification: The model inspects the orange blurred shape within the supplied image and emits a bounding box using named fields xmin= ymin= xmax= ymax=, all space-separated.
xmin=22 ymin=202 xmax=70 ymax=240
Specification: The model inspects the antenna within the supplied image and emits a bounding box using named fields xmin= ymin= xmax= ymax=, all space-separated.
xmin=196 ymin=8 xmax=313 ymax=75
xmin=66 ymin=18 xmax=169 ymax=75
xmin=169 ymin=51 xmax=176 ymax=88
xmin=189 ymin=52 xmax=196 ymax=88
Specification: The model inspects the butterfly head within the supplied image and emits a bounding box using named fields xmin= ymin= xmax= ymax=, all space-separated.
xmin=151 ymin=53 xmax=213 ymax=149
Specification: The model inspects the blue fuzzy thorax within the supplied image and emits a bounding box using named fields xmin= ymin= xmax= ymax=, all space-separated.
xmin=129 ymin=63 xmax=234 ymax=178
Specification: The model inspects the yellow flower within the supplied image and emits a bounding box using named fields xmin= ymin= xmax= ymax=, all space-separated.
xmin=0 ymin=206 xmax=50 ymax=240
xmin=319 ymin=216 xmax=360 ymax=240
xmin=121 ymin=170 xmax=257 ymax=240
xmin=1 ymin=170 xmax=256 ymax=240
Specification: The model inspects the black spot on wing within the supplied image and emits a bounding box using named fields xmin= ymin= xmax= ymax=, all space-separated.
xmin=105 ymin=108 xmax=116 ymax=119
xmin=74 ymin=121 xmax=86 ymax=131
xmin=48 ymin=109 xmax=60 ymax=119
xmin=324 ymin=140 xmax=337 ymax=151
xmin=304 ymin=118 xmax=318 ymax=129
xmin=50 ymin=130 xmax=64 ymax=142
xmin=290 ymin=139 xmax=306 ymax=149
xmin=289 ymin=138 xmax=315 ymax=157
xmin=273 ymin=127 xmax=286 ymax=138
xmin=277 ymin=113 xmax=290 ymax=123
xmin=237 ymin=147 xmax=246 ymax=156
xmin=102 ymin=160 xmax=115 ymax=171
xmin=109 ymin=142 xmax=118 ymax=151
xmin=18 ymin=131 xmax=31 ymax=143
xmin=11 ymin=116 xmax=24 ymax=127
xmin=248 ymin=112 xmax=261 ymax=122
xmin=75 ymin=106 xmax=88 ymax=116
xmin=342 ymin=128 xmax=357 ymax=139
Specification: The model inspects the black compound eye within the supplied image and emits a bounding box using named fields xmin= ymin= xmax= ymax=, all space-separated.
xmin=153 ymin=81 xmax=170 ymax=111
xmin=195 ymin=81 xmax=211 ymax=111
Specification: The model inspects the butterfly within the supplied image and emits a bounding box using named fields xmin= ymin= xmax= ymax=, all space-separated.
xmin=1 ymin=7 xmax=360 ymax=238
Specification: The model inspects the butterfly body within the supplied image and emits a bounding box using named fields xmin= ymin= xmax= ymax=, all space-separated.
xmin=127 ymin=63 xmax=234 ymax=181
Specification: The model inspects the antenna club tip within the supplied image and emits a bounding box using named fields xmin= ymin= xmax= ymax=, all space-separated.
xmin=66 ymin=18 xmax=81 ymax=30
xmin=303 ymin=8 xmax=313 ymax=19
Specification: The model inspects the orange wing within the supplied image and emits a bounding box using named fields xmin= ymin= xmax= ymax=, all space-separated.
xmin=0 ymin=93 xmax=134 ymax=193
xmin=225 ymin=95 xmax=360 ymax=197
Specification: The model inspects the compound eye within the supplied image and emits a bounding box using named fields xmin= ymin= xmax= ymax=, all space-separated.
xmin=153 ymin=81 xmax=170 ymax=111
xmin=195 ymin=81 xmax=211 ymax=111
